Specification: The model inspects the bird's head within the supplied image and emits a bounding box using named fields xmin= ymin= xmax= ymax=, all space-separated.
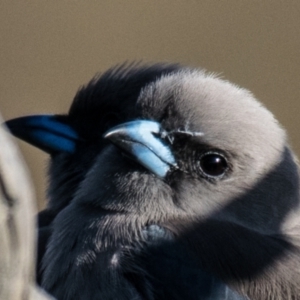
xmin=5 ymin=64 xmax=300 ymax=235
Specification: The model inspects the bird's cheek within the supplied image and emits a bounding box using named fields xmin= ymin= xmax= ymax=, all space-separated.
xmin=167 ymin=175 xmax=227 ymax=218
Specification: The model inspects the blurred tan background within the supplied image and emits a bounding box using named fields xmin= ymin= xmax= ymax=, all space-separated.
xmin=0 ymin=1 xmax=299 ymax=210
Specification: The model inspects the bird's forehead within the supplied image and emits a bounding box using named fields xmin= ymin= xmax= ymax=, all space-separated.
xmin=138 ymin=71 xmax=286 ymax=157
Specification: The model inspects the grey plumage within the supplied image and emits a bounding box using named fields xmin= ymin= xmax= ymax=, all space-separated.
xmin=5 ymin=64 xmax=300 ymax=299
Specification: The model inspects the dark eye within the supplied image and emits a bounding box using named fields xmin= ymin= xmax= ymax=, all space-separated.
xmin=199 ymin=152 xmax=228 ymax=177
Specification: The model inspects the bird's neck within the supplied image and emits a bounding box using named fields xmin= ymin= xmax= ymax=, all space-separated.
xmin=169 ymin=218 xmax=300 ymax=299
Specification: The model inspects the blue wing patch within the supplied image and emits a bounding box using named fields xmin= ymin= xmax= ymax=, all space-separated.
xmin=4 ymin=115 xmax=80 ymax=154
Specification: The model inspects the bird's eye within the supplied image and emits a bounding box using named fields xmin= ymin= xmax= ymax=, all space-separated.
xmin=199 ymin=152 xmax=228 ymax=178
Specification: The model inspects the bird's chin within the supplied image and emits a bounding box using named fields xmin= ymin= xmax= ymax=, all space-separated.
xmin=97 ymin=206 xmax=121 ymax=215
xmin=119 ymin=151 xmax=149 ymax=171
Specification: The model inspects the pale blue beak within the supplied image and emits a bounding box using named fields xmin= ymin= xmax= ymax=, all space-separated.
xmin=104 ymin=121 xmax=177 ymax=178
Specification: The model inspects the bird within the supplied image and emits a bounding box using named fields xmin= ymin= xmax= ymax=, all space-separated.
xmin=4 ymin=63 xmax=300 ymax=300
xmin=5 ymin=63 xmax=246 ymax=300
